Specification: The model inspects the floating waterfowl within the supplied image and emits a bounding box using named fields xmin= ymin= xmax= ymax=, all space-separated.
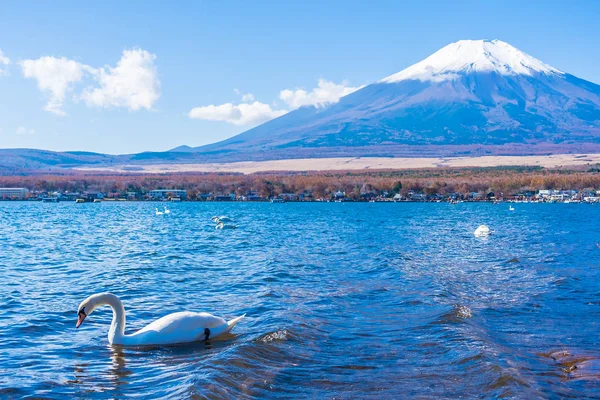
xmin=155 ymin=208 xmax=164 ymax=215
xmin=211 ymin=216 xmax=232 ymax=224
xmin=474 ymin=225 xmax=491 ymax=236
xmin=76 ymin=292 xmax=244 ymax=346
xmin=215 ymin=222 xmax=237 ymax=229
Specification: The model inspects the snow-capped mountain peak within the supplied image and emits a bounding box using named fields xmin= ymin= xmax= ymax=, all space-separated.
xmin=382 ymin=39 xmax=563 ymax=83
xmin=183 ymin=39 xmax=600 ymax=160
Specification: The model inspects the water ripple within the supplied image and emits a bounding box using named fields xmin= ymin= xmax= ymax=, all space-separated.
xmin=0 ymin=202 xmax=599 ymax=398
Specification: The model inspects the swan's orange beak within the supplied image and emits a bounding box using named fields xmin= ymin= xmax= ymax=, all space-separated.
xmin=76 ymin=311 xmax=86 ymax=328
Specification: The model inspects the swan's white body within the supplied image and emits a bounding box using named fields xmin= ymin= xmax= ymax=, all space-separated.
xmin=163 ymin=206 xmax=171 ymax=214
xmin=474 ymin=225 xmax=491 ymax=236
xmin=76 ymin=293 xmax=244 ymax=346
xmin=155 ymin=208 xmax=164 ymax=216
xmin=211 ymin=216 xmax=232 ymax=223
xmin=509 ymin=206 xmax=515 ymax=211
xmin=216 ymin=222 xmax=237 ymax=229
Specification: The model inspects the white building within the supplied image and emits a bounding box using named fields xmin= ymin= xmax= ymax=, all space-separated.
xmin=0 ymin=188 xmax=29 ymax=199
xmin=148 ymin=189 xmax=187 ymax=200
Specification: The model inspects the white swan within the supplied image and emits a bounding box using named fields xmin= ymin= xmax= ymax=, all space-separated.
xmin=474 ymin=225 xmax=491 ymax=236
xmin=163 ymin=206 xmax=171 ymax=215
xmin=216 ymin=222 xmax=237 ymax=229
xmin=76 ymin=293 xmax=245 ymax=346
xmin=155 ymin=208 xmax=164 ymax=216
xmin=211 ymin=216 xmax=232 ymax=223
xmin=509 ymin=205 xmax=515 ymax=211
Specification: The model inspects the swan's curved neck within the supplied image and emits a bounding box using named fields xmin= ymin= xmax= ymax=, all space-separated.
xmin=97 ymin=293 xmax=126 ymax=344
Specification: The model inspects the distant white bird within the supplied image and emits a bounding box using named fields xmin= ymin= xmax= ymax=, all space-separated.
xmin=509 ymin=205 xmax=515 ymax=211
xmin=215 ymin=222 xmax=237 ymax=229
xmin=164 ymin=206 xmax=171 ymax=215
xmin=211 ymin=216 xmax=232 ymax=224
xmin=474 ymin=225 xmax=491 ymax=236
xmin=155 ymin=208 xmax=164 ymax=216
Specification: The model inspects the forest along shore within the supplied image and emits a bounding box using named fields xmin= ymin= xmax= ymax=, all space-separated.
xmin=1 ymin=165 xmax=600 ymax=203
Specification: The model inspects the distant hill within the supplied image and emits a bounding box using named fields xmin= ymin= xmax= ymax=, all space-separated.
xmin=0 ymin=149 xmax=116 ymax=172
xmin=0 ymin=149 xmax=205 ymax=172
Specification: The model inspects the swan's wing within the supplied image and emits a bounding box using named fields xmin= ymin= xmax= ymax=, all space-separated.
xmin=139 ymin=312 xmax=226 ymax=333
xmin=130 ymin=312 xmax=227 ymax=345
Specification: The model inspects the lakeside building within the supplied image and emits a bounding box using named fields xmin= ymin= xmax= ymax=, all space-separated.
xmin=279 ymin=193 xmax=297 ymax=201
xmin=0 ymin=188 xmax=29 ymax=199
xmin=148 ymin=189 xmax=187 ymax=200
xmin=214 ymin=194 xmax=235 ymax=201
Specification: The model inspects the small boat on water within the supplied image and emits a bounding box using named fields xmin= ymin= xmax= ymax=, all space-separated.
xmin=75 ymin=198 xmax=85 ymax=203
xmin=93 ymin=199 xmax=102 ymax=203
xmin=42 ymin=197 xmax=59 ymax=203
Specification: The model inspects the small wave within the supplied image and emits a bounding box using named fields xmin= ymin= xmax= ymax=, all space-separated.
xmin=454 ymin=304 xmax=473 ymax=319
xmin=257 ymin=330 xmax=292 ymax=343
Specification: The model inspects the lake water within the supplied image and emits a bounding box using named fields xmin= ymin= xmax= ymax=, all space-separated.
xmin=1 ymin=202 xmax=599 ymax=399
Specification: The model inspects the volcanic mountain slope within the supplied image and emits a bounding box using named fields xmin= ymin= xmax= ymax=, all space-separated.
xmin=183 ymin=39 xmax=600 ymax=159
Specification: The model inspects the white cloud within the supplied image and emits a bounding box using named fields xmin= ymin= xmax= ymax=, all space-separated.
xmin=81 ymin=49 xmax=160 ymax=111
xmin=279 ymin=78 xmax=364 ymax=109
xmin=16 ymin=126 xmax=35 ymax=135
xmin=0 ymin=49 xmax=10 ymax=75
xmin=0 ymin=49 xmax=9 ymax=65
xmin=20 ymin=56 xmax=89 ymax=116
xmin=189 ymin=78 xmax=363 ymax=127
xmin=189 ymin=101 xmax=287 ymax=126
xmin=20 ymin=48 xmax=159 ymax=116
xmin=241 ymin=93 xmax=255 ymax=102
xmin=234 ymin=89 xmax=256 ymax=103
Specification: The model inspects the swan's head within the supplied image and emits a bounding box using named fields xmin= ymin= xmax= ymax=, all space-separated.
xmin=76 ymin=293 xmax=108 ymax=328
xmin=211 ymin=216 xmax=219 ymax=223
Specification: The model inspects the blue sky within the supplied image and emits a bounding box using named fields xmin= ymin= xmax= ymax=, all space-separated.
xmin=0 ymin=0 xmax=599 ymax=154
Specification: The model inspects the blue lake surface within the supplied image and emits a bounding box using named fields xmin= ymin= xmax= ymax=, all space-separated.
xmin=1 ymin=202 xmax=599 ymax=398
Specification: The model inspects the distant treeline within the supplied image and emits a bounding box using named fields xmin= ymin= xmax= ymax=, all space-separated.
xmin=1 ymin=166 xmax=600 ymax=199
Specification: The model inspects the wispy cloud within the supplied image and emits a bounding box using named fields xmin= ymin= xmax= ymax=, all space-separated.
xmin=189 ymin=101 xmax=287 ymax=126
xmin=20 ymin=48 xmax=160 ymax=116
xmin=16 ymin=126 xmax=35 ymax=135
xmin=279 ymin=79 xmax=364 ymax=109
xmin=81 ymin=49 xmax=160 ymax=111
xmin=0 ymin=49 xmax=10 ymax=75
xmin=189 ymin=78 xmax=362 ymax=126
xmin=20 ymin=57 xmax=90 ymax=116
xmin=241 ymin=93 xmax=255 ymax=102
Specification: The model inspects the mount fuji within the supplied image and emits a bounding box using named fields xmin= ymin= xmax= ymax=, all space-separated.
xmin=180 ymin=39 xmax=600 ymax=160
